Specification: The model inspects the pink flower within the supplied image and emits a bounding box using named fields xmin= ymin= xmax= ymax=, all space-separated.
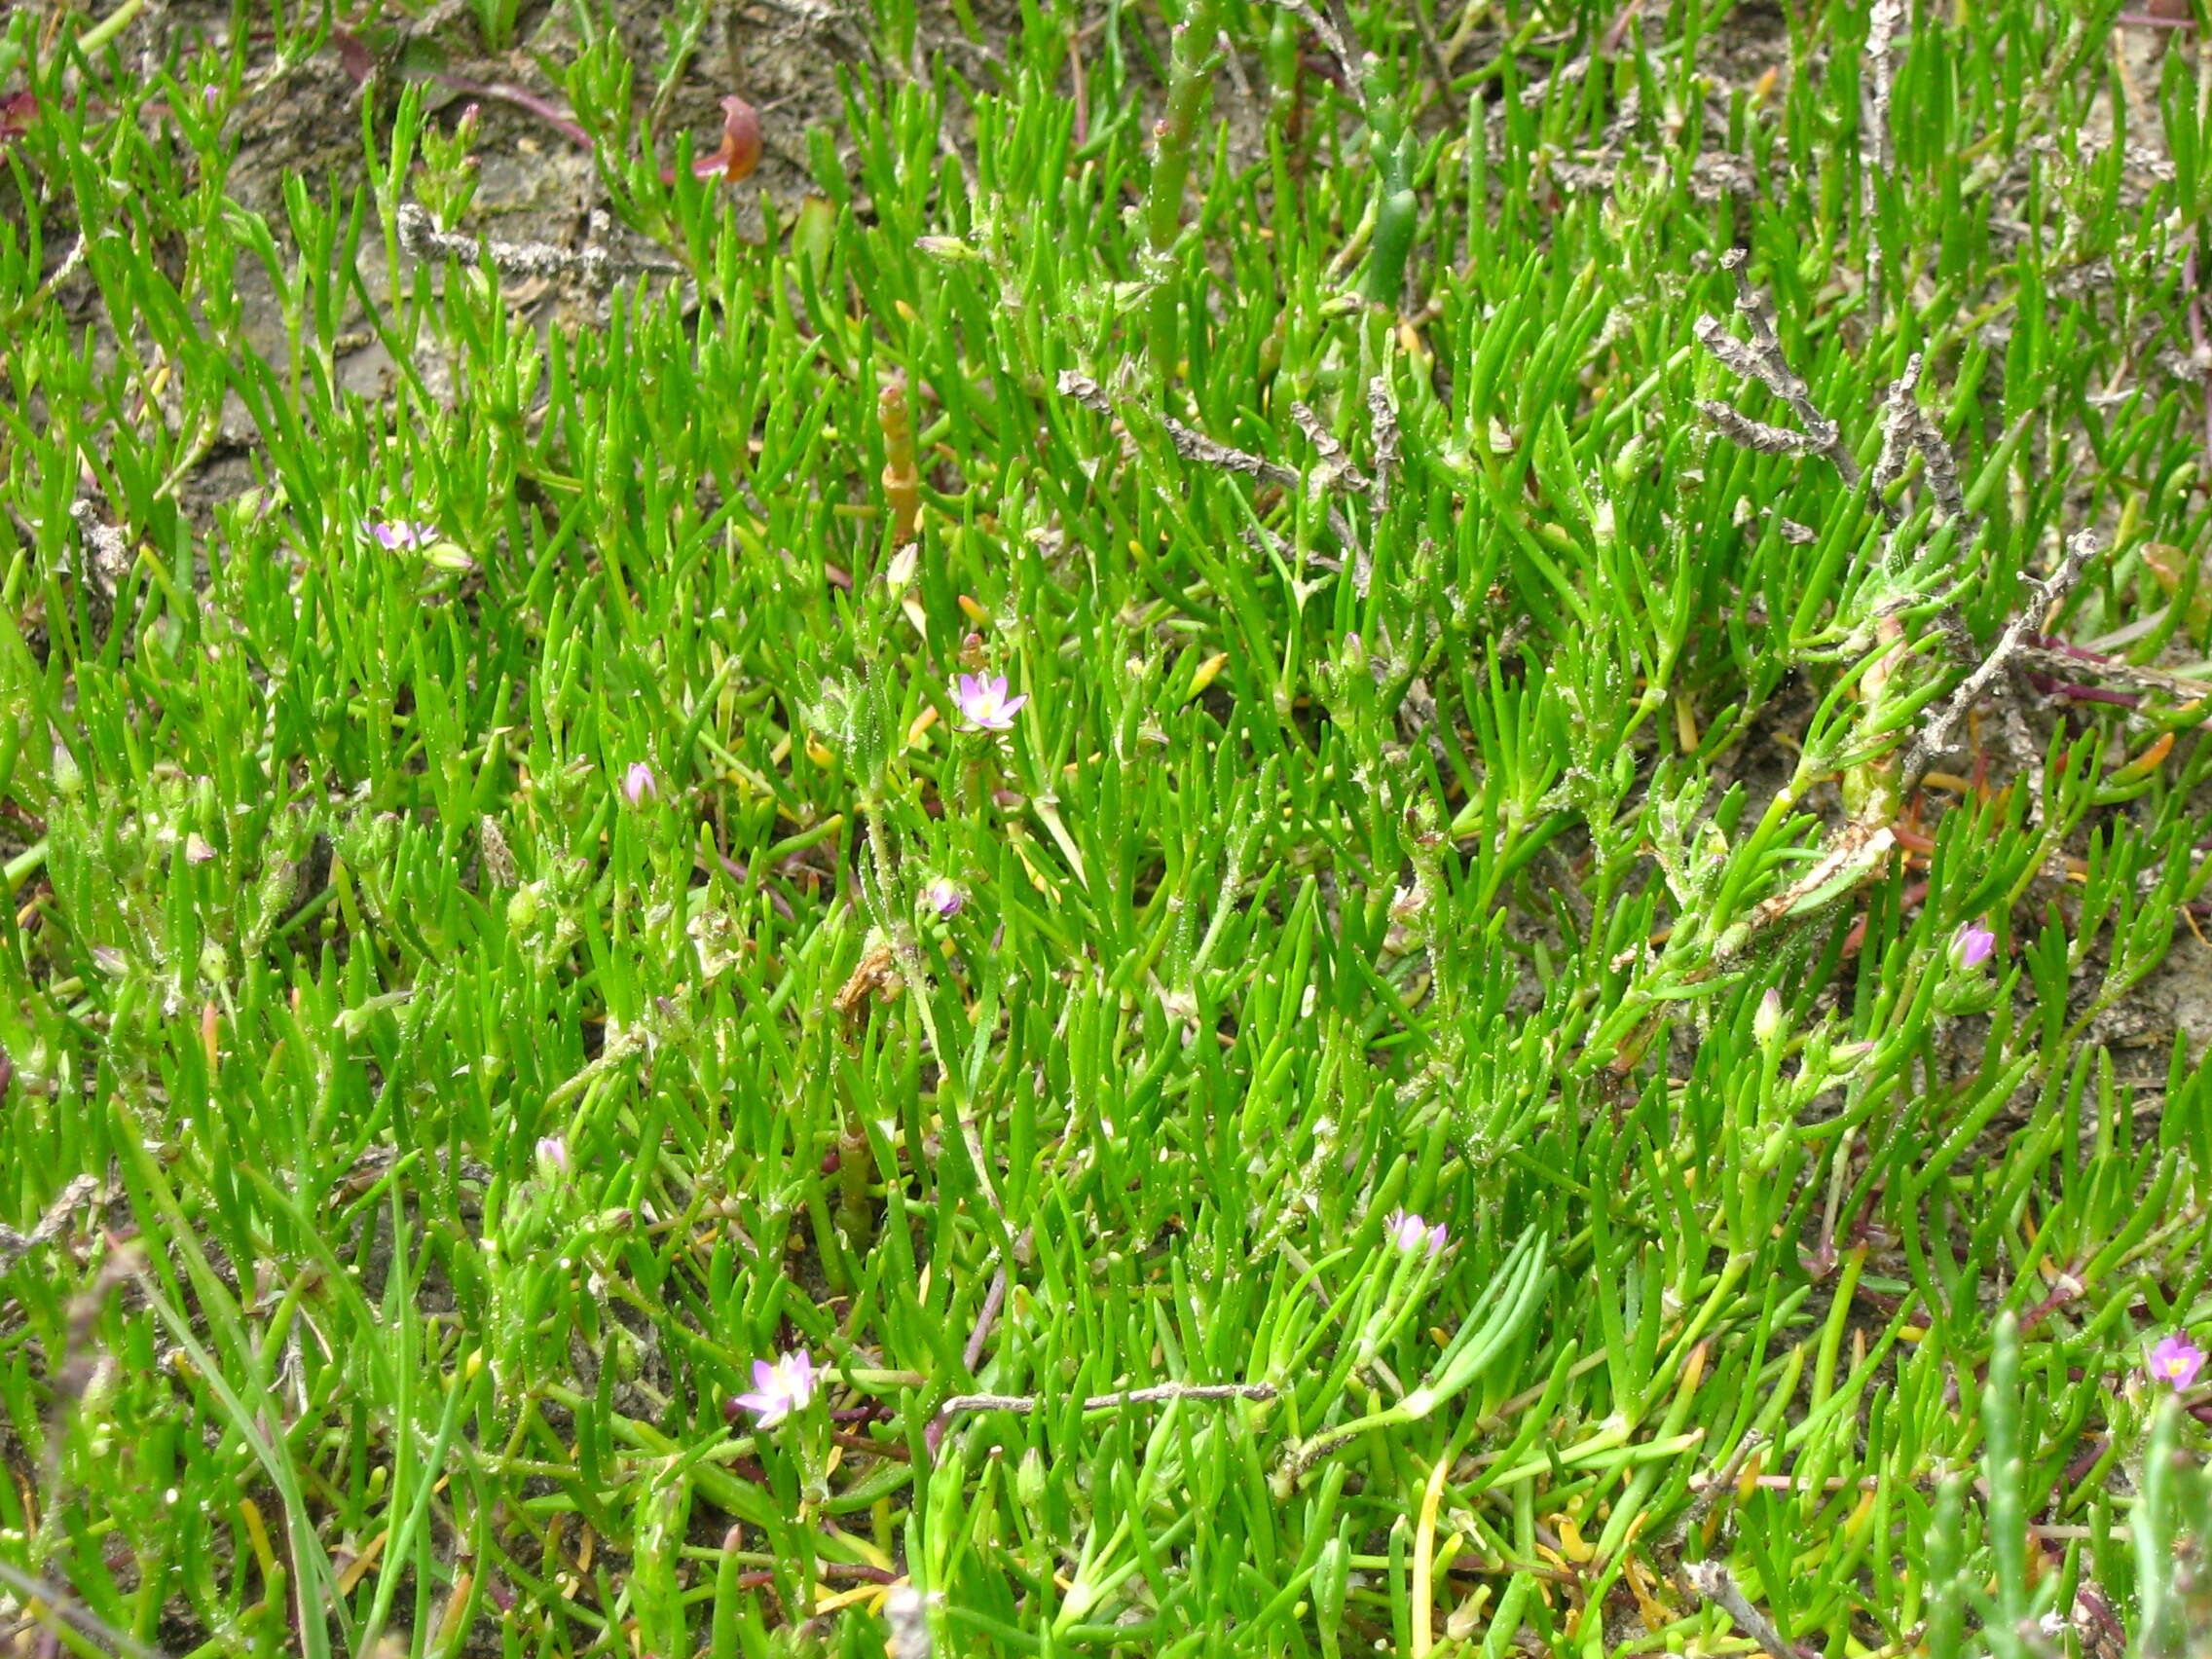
xmin=535 ymin=1135 xmax=570 ymax=1177
xmin=924 ymin=878 xmax=965 ymax=918
xmin=731 ymin=1349 xmax=817 ymax=1427
xmin=2149 ymin=1334 xmax=2204 ymax=1392
xmin=1384 ymin=1209 xmax=1448 ymax=1257
xmin=1952 ymin=921 xmax=1996 ymax=971
xmin=368 ymin=519 xmax=440 ymax=551
xmin=952 ymin=673 xmax=1028 ymax=734
xmin=621 ymin=761 xmax=658 ymax=805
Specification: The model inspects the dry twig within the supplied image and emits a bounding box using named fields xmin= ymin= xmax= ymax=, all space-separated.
xmin=936 ymin=1381 xmax=1278 ymax=1423
xmin=1683 ymin=1560 xmax=1806 ymax=1659
xmin=397 ymin=203 xmax=684 ymax=282
xmin=1900 ymin=530 xmax=2104 ymax=793
xmin=0 ymin=1174 xmax=100 ymax=1270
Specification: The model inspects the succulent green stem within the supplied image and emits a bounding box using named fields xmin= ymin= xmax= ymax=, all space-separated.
xmin=1146 ymin=9 xmax=1218 ymax=388
xmin=1357 ymin=58 xmax=1419 ymax=310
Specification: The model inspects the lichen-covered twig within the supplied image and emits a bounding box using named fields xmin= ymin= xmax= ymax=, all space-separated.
xmin=1701 ymin=253 xmax=1854 ymax=469
xmin=1702 ymin=262 xmax=1971 ymax=538
xmin=1671 ymin=1429 xmax=1765 ymax=1551
xmin=1695 ymin=250 xmax=1895 ymax=519
xmin=1868 ymin=352 xmax=1925 ymax=500
xmin=1056 ymin=370 xmax=1366 ymax=554
xmin=0 ymin=229 xmax=87 ymax=336
xmin=1693 ymin=397 xmax=1826 ymax=459
xmin=935 ymin=1381 xmax=1277 ymax=1423
xmin=1683 ymin=1560 xmax=1805 ymax=1659
xmin=0 ymin=1173 xmax=100 ymax=1270
xmin=1900 ymin=530 xmax=2104 ymax=793
xmin=1868 ymin=352 xmax=1968 ymax=525
xmin=1167 ymin=415 xmax=1304 ymax=492
xmin=1057 ymin=371 xmax=1286 ymax=483
xmin=1367 ymin=374 xmax=1400 ymax=515
xmin=1290 ymin=401 xmax=1373 ymax=498
xmin=1912 ymin=405 xmax=1967 ymax=522
xmin=1862 ymin=0 xmax=1904 ymax=176
xmin=1861 ymin=0 xmax=1905 ymax=331
xmin=395 ymin=202 xmax=683 ymax=282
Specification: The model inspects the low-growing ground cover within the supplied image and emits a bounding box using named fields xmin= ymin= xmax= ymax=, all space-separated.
xmin=3 ymin=0 xmax=2212 ymax=1654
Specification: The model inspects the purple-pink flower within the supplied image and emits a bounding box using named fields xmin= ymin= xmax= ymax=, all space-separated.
xmin=2149 ymin=1333 xmax=2205 ymax=1392
xmin=731 ymin=1349 xmax=817 ymax=1427
xmin=1952 ymin=921 xmax=1997 ymax=971
xmin=621 ymin=761 xmax=658 ymax=805
xmin=1385 ymin=1209 xmax=1448 ymax=1257
xmin=535 ymin=1135 xmax=570 ymax=1177
xmin=952 ymin=673 xmax=1028 ymax=734
xmin=924 ymin=878 xmax=965 ymax=919
xmin=368 ymin=518 xmax=440 ymax=551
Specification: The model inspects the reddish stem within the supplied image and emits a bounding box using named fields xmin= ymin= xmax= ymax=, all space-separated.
xmin=2025 ymin=672 xmax=2140 ymax=709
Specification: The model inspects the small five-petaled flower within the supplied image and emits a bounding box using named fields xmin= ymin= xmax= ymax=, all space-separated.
xmin=1385 ymin=1209 xmax=1449 ymax=1257
xmin=621 ymin=762 xmax=658 ymax=805
xmin=2149 ymin=1333 xmax=2204 ymax=1392
xmin=952 ymin=673 xmax=1027 ymax=733
xmin=368 ymin=519 xmax=440 ymax=551
xmin=1952 ymin=922 xmax=1996 ymax=971
xmin=732 ymin=1349 xmax=817 ymax=1428
xmin=924 ymin=878 xmax=966 ymax=919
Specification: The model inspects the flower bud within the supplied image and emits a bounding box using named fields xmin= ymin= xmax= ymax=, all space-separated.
xmin=1753 ymin=987 xmax=1785 ymax=1047
xmin=1015 ymin=1446 xmax=1049 ymax=1518
xmin=1951 ymin=921 xmax=1997 ymax=971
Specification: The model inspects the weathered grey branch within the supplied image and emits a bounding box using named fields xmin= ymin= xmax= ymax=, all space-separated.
xmin=1684 ymin=1560 xmax=1801 ymax=1659
xmin=1901 ymin=530 xmax=2103 ymax=792
xmin=936 ymin=1381 xmax=1278 ymax=1421
xmin=397 ymin=203 xmax=683 ymax=281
